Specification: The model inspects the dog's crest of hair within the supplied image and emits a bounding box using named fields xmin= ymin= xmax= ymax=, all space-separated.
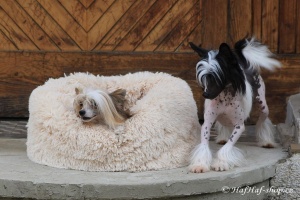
xmin=74 ymin=88 xmax=128 ymax=129
xmin=89 ymin=90 xmax=126 ymax=128
xmin=195 ymin=43 xmax=246 ymax=96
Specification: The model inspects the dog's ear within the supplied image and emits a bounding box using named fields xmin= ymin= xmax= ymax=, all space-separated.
xmin=109 ymin=89 xmax=126 ymax=104
xmin=218 ymin=43 xmax=246 ymax=94
xmin=218 ymin=43 xmax=235 ymax=59
xmin=109 ymin=89 xmax=130 ymax=120
xmin=189 ymin=42 xmax=209 ymax=57
xmin=75 ymin=87 xmax=83 ymax=95
xmin=218 ymin=43 xmax=239 ymax=67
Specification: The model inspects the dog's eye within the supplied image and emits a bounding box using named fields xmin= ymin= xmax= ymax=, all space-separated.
xmin=92 ymin=101 xmax=97 ymax=108
xmin=79 ymin=102 xmax=83 ymax=107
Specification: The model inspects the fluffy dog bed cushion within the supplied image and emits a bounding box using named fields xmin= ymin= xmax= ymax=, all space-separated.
xmin=27 ymin=72 xmax=200 ymax=172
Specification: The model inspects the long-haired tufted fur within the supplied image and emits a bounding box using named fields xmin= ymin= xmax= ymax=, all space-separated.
xmin=73 ymin=88 xmax=130 ymax=129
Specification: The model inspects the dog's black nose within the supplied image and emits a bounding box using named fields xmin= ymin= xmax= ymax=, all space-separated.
xmin=79 ymin=110 xmax=85 ymax=116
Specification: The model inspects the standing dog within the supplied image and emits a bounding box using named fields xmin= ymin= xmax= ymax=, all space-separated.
xmin=189 ymin=37 xmax=281 ymax=173
xmin=73 ymin=88 xmax=130 ymax=128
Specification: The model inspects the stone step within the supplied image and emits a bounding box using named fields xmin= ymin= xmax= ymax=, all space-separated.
xmin=285 ymin=93 xmax=300 ymax=143
xmin=0 ymin=138 xmax=287 ymax=199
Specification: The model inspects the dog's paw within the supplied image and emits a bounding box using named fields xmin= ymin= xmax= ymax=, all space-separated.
xmin=211 ymin=159 xmax=231 ymax=171
xmin=259 ymin=140 xmax=276 ymax=148
xmin=189 ymin=164 xmax=210 ymax=173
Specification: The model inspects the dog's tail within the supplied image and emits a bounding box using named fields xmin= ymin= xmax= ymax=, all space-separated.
xmin=234 ymin=37 xmax=281 ymax=71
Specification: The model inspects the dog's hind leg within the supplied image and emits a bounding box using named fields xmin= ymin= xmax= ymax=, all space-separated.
xmin=212 ymin=124 xmax=246 ymax=171
xmin=255 ymin=76 xmax=276 ymax=148
xmin=215 ymin=122 xmax=233 ymax=145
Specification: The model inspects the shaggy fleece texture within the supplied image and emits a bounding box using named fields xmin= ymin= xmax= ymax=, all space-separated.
xmin=27 ymin=72 xmax=200 ymax=172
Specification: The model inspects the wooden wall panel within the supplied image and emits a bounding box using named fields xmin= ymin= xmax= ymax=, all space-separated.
xmin=88 ymin=0 xmax=136 ymax=50
xmin=58 ymin=0 xmax=115 ymax=32
xmin=0 ymin=51 xmax=298 ymax=124
xmin=177 ymin=22 xmax=202 ymax=52
xmin=95 ymin=0 xmax=156 ymax=51
xmin=0 ymin=1 xmax=57 ymax=50
xmin=0 ymin=31 xmax=17 ymax=50
xmin=0 ymin=0 xmax=298 ymax=53
xmin=229 ymin=0 xmax=252 ymax=45
xmin=155 ymin=1 xmax=202 ymax=52
xmin=278 ymin=0 xmax=296 ymax=53
xmin=18 ymin=0 xmax=80 ymax=51
xmin=297 ymin=0 xmax=300 ymax=53
xmin=0 ymin=0 xmax=299 ymax=124
xmin=135 ymin=0 xmax=199 ymax=52
xmin=262 ymin=0 xmax=279 ymax=52
xmin=115 ymin=0 xmax=177 ymax=51
xmin=252 ymin=0 xmax=262 ymax=39
xmin=0 ymin=6 xmax=37 ymax=50
xmin=36 ymin=0 xmax=88 ymax=49
xmin=201 ymin=0 xmax=228 ymax=49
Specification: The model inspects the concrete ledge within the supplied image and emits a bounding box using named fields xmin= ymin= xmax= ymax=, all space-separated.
xmin=286 ymin=93 xmax=300 ymax=143
xmin=0 ymin=139 xmax=286 ymax=199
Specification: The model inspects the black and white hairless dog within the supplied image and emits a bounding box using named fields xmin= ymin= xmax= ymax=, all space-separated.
xmin=189 ymin=37 xmax=281 ymax=173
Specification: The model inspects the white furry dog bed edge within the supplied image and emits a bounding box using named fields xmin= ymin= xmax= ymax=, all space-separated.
xmin=27 ymin=72 xmax=200 ymax=172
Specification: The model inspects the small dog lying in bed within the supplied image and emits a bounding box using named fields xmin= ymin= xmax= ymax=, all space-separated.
xmin=73 ymin=88 xmax=130 ymax=128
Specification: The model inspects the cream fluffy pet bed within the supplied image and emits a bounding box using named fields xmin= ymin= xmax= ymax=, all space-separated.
xmin=27 ymin=72 xmax=200 ymax=172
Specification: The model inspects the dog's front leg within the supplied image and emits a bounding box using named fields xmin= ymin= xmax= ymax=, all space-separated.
xmin=189 ymin=101 xmax=218 ymax=173
xmin=212 ymin=124 xmax=246 ymax=171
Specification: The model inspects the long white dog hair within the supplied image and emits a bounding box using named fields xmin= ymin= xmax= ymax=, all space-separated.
xmin=73 ymin=88 xmax=129 ymax=128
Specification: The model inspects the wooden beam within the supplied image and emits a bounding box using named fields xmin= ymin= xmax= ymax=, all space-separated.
xmin=0 ymin=51 xmax=299 ymax=125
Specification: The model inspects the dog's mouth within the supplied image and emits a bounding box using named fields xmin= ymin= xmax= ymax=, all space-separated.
xmin=81 ymin=115 xmax=97 ymax=122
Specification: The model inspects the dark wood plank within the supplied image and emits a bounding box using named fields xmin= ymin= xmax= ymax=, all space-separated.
xmin=0 ymin=30 xmax=17 ymax=50
xmin=59 ymin=0 xmax=114 ymax=31
xmin=37 ymin=0 xmax=87 ymax=49
xmin=18 ymin=0 xmax=81 ymax=51
xmin=178 ymin=20 xmax=202 ymax=52
xmin=297 ymin=0 xmax=300 ymax=53
xmin=0 ymin=7 xmax=37 ymax=50
xmin=135 ymin=0 xmax=198 ymax=51
xmin=97 ymin=0 xmax=156 ymax=51
xmin=58 ymin=0 xmax=89 ymax=31
xmin=201 ymin=0 xmax=228 ymax=48
xmin=0 ymin=51 xmax=199 ymax=117
xmin=156 ymin=0 xmax=201 ymax=52
xmin=262 ymin=0 xmax=279 ymax=52
xmin=229 ymin=0 xmax=252 ymax=45
xmin=0 ymin=0 xmax=58 ymax=50
xmin=278 ymin=0 xmax=296 ymax=53
xmin=0 ymin=52 xmax=298 ymax=125
xmin=85 ymin=0 xmax=115 ymax=31
xmin=252 ymin=0 xmax=262 ymax=40
xmin=115 ymin=0 xmax=176 ymax=51
xmin=79 ymin=0 xmax=95 ymax=8
xmin=88 ymin=0 xmax=135 ymax=50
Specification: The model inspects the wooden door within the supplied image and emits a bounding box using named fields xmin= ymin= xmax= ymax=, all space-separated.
xmin=0 ymin=0 xmax=299 ymax=124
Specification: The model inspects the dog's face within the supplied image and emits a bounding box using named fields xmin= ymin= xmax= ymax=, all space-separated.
xmin=73 ymin=87 xmax=129 ymax=128
xmin=73 ymin=88 xmax=98 ymax=122
xmin=190 ymin=42 xmax=245 ymax=99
